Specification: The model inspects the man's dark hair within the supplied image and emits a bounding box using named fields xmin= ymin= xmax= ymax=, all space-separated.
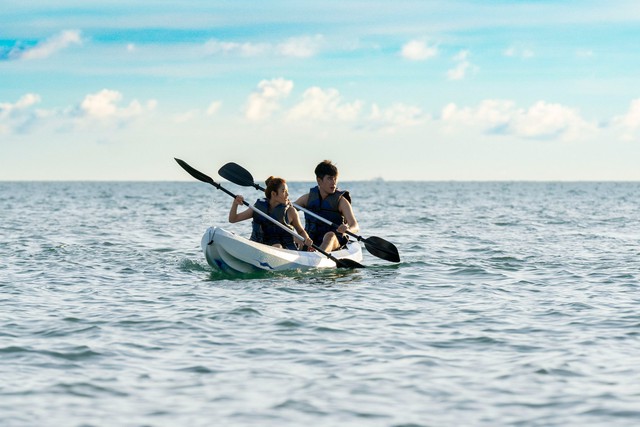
xmin=314 ymin=160 xmax=338 ymax=179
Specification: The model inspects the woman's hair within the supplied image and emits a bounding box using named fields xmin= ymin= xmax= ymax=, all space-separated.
xmin=265 ymin=176 xmax=286 ymax=199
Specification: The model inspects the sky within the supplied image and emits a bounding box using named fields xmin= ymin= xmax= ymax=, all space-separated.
xmin=2 ymin=0 xmax=640 ymax=181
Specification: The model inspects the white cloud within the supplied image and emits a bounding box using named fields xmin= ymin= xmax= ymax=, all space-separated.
xmin=447 ymin=50 xmax=475 ymax=80
xmin=0 ymin=93 xmax=43 ymax=134
xmin=204 ymin=40 xmax=270 ymax=57
xmin=400 ymin=39 xmax=438 ymax=61
xmin=0 ymin=93 xmax=41 ymax=116
xmin=81 ymin=90 xmax=122 ymax=118
xmin=245 ymin=78 xmax=293 ymax=121
xmin=79 ymin=89 xmax=157 ymax=120
xmin=206 ymin=101 xmax=222 ymax=116
xmin=17 ymin=30 xmax=82 ymax=60
xmin=287 ymin=87 xmax=362 ymax=122
xmin=447 ymin=61 xmax=471 ymax=80
xmin=2 ymin=90 xmax=158 ymax=134
xmin=611 ymin=98 xmax=640 ymax=141
xmin=277 ymin=35 xmax=324 ymax=58
xmin=504 ymin=46 xmax=534 ymax=59
xmin=441 ymin=99 xmax=594 ymax=140
xmin=369 ymin=103 xmax=427 ymax=131
xmin=442 ymin=99 xmax=514 ymax=129
xmin=510 ymin=101 xmax=592 ymax=139
xmin=204 ymin=35 xmax=324 ymax=58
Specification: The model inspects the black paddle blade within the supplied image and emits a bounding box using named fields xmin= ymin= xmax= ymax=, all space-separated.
xmin=335 ymin=258 xmax=366 ymax=269
xmin=175 ymin=158 xmax=215 ymax=185
xmin=218 ymin=162 xmax=257 ymax=188
xmin=363 ymin=236 xmax=400 ymax=263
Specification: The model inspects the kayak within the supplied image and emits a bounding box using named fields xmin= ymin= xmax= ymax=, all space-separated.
xmin=201 ymin=226 xmax=363 ymax=274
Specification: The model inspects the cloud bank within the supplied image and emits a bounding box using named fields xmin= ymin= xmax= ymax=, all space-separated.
xmin=79 ymin=89 xmax=156 ymax=120
xmin=0 ymin=90 xmax=156 ymax=134
xmin=5 ymin=84 xmax=640 ymax=143
xmin=441 ymin=99 xmax=595 ymax=140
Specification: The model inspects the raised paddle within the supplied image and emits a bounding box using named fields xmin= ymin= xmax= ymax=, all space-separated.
xmin=175 ymin=158 xmax=365 ymax=269
xmin=218 ymin=162 xmax=401 ymax=263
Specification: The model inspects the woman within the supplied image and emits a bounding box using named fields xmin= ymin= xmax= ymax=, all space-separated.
xmin=229 ymin=176 xmax=313 ymax=250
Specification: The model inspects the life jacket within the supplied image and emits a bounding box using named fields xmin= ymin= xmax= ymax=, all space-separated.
xmin=304 ymin=186 xmax=351 ymax=245
xmin=250 ymin=198 xmax=296 ymax=250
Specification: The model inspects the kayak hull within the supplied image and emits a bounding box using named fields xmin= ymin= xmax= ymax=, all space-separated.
xmin=201 ymin=226 xmax=363 ymax=274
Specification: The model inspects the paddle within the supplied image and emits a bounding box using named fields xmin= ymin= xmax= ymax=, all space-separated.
xmin=175 ymin=158 xmax=365 ymax=269
xmin=218 ymin=162 xmax=400 ymax=263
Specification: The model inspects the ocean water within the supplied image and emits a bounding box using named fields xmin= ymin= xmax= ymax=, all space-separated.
xmin=1 ymin=180 xmax=640 ymax=426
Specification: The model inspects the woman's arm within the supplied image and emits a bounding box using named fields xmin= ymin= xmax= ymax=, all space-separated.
xmin=228 ymin=195 xmax=253 ymax=223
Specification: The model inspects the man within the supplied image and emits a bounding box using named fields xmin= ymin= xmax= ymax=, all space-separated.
xmin=294 ymin=160 xmax=359 ymax=252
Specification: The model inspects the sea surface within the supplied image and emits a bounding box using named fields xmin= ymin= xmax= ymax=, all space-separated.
xmin=1 ymin=180 xmax=640 ymax=427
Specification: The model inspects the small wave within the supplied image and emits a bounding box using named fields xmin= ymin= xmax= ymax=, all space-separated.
xmin=177 ymin=365 xmax=217 ymax=374
xmin=313 ymin=325 xmax=348 ymax=334
xmin=272 ymin=399 xmax=327 ymax=416
xmin=151 ymin=247 xmax=175 ymax=253
xmin=582 ymin=408 xmax=640 ymax=418
xmin=35 ymin=325 xmax=100 ymax=338
xmin=535 ymin=367 xmax=584 ymax=377
xmin=50 ymin=381 xmax=128 ymax=398
xmin=0 ymin=345 xmax=29 ymax=354
xmin=228 ymin=307 xmax=262 ymax=317
xmin=448 ymin=265 xmax=493 ymax=277
xmin=1 ymin=345 xmax=102 ymax=361
xmin=417 ymin=216 xmax=435 ymax=223
xmin=275 ymin=319 xmax=304 ymax=329
xmin=493 ymin=221 xmax=520 ymax=227
xmin=179 ymin=258 xmax=210 ymax=272
xmin=42 ymin=346 xmax=103 ymax=361
xmin=429 ymin=336 xmax=505 ymax=349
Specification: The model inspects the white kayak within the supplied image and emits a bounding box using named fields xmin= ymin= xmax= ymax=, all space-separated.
xmin=201 ymin=226 xmax=363 ymax=274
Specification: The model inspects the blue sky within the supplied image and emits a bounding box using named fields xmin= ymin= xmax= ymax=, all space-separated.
xmin=2 ymin=0 xmax=640 ymax=181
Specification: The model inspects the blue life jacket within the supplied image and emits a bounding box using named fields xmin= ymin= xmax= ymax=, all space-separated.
xmin=304 ymin=186 xmax=351 ymax=245
xmin=250 ymin=198 xmax=296 ymax=250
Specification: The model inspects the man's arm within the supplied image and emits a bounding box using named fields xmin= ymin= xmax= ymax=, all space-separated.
xmin=293 ymin=193 xmax=309 ymax=208
xmin=338 ymin=197 xmax=359 ymax=234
